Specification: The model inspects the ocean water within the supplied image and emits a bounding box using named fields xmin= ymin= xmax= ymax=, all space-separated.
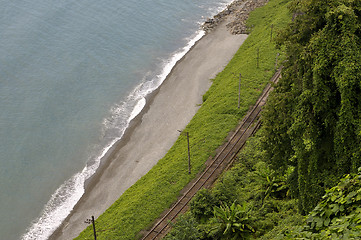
xmin=0 ymin=0 xmax=232 ymax=239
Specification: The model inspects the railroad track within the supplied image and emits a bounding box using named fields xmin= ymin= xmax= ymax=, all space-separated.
xmin=141 ymin=68 xmax=282 ymax=240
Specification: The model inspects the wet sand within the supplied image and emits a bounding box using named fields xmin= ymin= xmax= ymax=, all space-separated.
xmin=51 ymin=19 xmax=247 ymax=240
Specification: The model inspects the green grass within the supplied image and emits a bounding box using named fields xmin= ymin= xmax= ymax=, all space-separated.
xmin=75 ymin=0 xmax=291 ymax=239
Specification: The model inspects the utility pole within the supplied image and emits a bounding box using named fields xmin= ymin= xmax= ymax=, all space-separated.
xmin=238 ymin=73 xmax=241 ymax=109
xmin=85 ymin=216 xmax=97 ymax=240
xmin=178 ymin=130 xmax=191 ymax=174
xmin=186 ymin=131 xmax=191 ymax=174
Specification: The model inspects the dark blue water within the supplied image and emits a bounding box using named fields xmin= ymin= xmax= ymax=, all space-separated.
xmin=0 ymin=0 xmax=232 ymax=239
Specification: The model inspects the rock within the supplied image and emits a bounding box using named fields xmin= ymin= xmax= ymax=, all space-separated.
xmin=202 ymin=0 xmax=269 ymax=34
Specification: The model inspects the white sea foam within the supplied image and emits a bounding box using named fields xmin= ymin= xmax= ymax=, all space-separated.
xmin=129 ymin=98 xmax=146 ymax=121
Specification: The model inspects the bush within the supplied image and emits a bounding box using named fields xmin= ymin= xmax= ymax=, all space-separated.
xmin=164 ymin=213 xmax=202 ymax=240
xmin=274 ymin=169 xmax=361 ymax=239
xmin=191 ymin=189 xmax=217 ymax=222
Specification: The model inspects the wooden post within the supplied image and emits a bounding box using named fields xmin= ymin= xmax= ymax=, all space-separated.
xmin=85 ymin=216 xmax=97 ymax=240
xmin=186 ymin=132 xmax=191 ymax=174
xmin=178 ymin=130 xmax=191 ymax=174
xmin=270 ymin=24 xmax=274 ymax=41
xmin=92 ymin=216 xmax=97 ymax=240
xmin=238 ymin=73 xmax=241 ymax=109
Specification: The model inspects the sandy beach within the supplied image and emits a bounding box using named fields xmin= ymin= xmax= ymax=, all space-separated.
xmin=50 ymin=12 xmax=248 ymax=240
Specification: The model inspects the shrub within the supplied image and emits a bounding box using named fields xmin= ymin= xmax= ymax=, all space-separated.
xmin=164 ymin=213 xmax=202 ymax=240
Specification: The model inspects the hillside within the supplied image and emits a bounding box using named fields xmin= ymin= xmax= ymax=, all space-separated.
xmin=166 ymin=0 xmax=361 ymax=239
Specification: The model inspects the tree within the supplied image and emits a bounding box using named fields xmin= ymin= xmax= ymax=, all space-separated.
xmin=262 ymin=0 xmax=361 ymax=213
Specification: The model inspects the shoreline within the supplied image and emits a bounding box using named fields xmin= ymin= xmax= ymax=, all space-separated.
xmin=49 ymin=0 xmax=265 ymax=238
xmin=82 ymin=30 xmax=206 ymax=190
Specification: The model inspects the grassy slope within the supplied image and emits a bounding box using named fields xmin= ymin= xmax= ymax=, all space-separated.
xmin=75 ymin=0 xmax=291 ymax=239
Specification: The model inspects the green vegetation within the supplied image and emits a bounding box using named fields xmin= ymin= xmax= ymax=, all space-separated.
xmin=262 ymin=0 xmax=361 ymax=214
xmin=165 ymin=130 xmax=302 ymax=240
xmin=165 ymin=0 xmax=361 ymax=239
xmin=211 ymin=201 xmax=255 ymax=238
xmin=75 ymin=0 xmax=290 ymax=239
xmin=167 ymin=130 xmax=361 ymax=239
xmin=277 ymin=169 xmax=361 ymax=239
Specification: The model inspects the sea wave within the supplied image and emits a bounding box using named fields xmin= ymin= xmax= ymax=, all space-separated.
xmin=21 ymin=29 xmax=204 ymax=240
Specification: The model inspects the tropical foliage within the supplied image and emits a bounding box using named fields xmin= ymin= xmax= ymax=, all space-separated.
xmin=262 ymin=0 xmax=361 ymax=213
xmin=274 ymin=169 xmax=361 ymax=239
xmin=211 ymin=202 xmax=255 ymax=239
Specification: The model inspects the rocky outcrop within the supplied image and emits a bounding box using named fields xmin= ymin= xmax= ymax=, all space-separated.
xmin=202 ymin=0 xmax=269 ymax=34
